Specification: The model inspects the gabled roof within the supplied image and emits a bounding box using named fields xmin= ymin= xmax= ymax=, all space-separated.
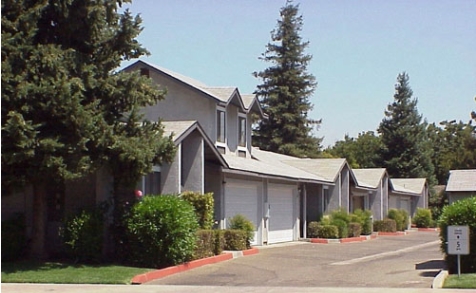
xmin=446 ymin=169 xmax=476 ymax=192
xmin=352 ymin=168 xmax=387 ymax=189
xmin=390 ymin=178 xmax=427 ymax=196
xmin=282 ymin=158 xmax=349 ymax=183
xmin=162 ymin=120 xmax=228 ymax=167
xmin=124 ymin=60 xmax=265 ymax=118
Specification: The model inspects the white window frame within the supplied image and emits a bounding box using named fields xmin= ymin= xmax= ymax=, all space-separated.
xmin=238 ymin=113 xmax=247 ymax=148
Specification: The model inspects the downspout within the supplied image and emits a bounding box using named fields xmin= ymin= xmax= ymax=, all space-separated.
xmin=178 ymin=144 xmax=182 ymax=194
xmin=303 ymin=184 xmax=307 ymax=239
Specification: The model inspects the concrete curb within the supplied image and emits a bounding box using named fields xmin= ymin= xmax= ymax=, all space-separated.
xmin=432 ymin=270 xmax=448 ymax=289
xmin=131 ymin=248 xmax=259 ymax=284
xmin=310 ymin=233 xmax=378 ymax=244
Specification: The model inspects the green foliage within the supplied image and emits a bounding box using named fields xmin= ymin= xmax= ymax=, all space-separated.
xmin=180 ymin=191 xmax=215 ymax=229
xmin=125 ymin=195 xmax=199 ymax=268
xmin=223 ymin=230 xmax=248 ymax=251
xmin=317 ymin=225 xmax=339 ymax=239
xmin=428 ymin=121 xmax=476 ymax=185
xmin=194 ymin=230 xmax=215 ymax=260
xmin=438 ymin=197 xmax=476 ymax=273
xmin=331 ymin=218 xmax=348 ymax=239
xmin=61 ymin=208 xmax=104 ymax=263
xmin=387 ymin=209 xmax=409 ymax=231
xmin=307 ymin=221 xmax=321 ymax=238
xmin=349 ymin=222 xmax=362 ymax=237
xmin=413 ymin=208 xmax=433 ymax=228
xmin=214 ymin=230 xmax=225 ymax=256
xmin=228 ymin=214 xmax=255 ymax=248
xmin=324 ymin=132 xmax=382 ymax=168
xmin=1 ymin=213 xmax=27 ymax=261
xmin=352 ymin=209 xmax=373 ymax=235
xmin=378 ymin=72 xmax=436 ymax=185
xmin=374 ymin=219 xmax=397 ymax=232
xmin=330 ymin=208 xmax=351 ymax=224
xmin=1 ymin=0 xmax=176 ymax=257
xmin=252 ymin=1 xmax=322 ymax=158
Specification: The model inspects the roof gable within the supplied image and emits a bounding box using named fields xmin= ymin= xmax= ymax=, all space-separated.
xmin=446 ymin=169 xmax=476 ymax=192
xmin=390 ymin=178 xmax=427 ymax=195
xmin=352 ymin=168 xmax=387 ymax=189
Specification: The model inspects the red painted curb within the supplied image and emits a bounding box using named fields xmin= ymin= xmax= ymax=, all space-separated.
xmin=243 ymin=247 xmax=259 ymax=256
xmin=311 ymin=238 xmax=331 ymax=244
xmin=131 ymin=253 xmax=233 ymax=284
xmin=417 ymin=228 xmax=439 ymax=232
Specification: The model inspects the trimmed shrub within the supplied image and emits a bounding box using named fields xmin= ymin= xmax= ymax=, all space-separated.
xmin=126 ymin=195 xmax=199 ymax=268
xmin=317 ymin=225 xmax=339 ymax=239
xmin=413 ymin=208 xmax=432 ymax=228
xmin=352 ymin=209 xmax=373 ymax=235
xmin=349 ymin=222 xmax=362 ymax=237
xmin=330 ymin=208 xmax=350 ymax=225
xmin=214 ymin=230 xmax=225 ymax=255
xmin=388 ymin=209 xmax=408 ymax=231
xmin=223 ymin=229 xmax=247 ymax=251
xmin=307 ymin=221 xmax=321 ymax=238
xmin=61 ymin=207 xmax=104 ymax=263
xmin=1 ymin=213 xmax=27 ymax=261
xmin=228 ymin=214 xmax=255 ymax=248
xmin=438 ymin=196 xmax=476 ymax=273
xmin=374 ymin=218 xmax=397 ymax=232
xmin=331 ymin=218 xmax=348 ymax=239
xmin=194 ymin=230 xmax=215 ymax=260
xmin=180 ymin=191 xmax=215 ymax=229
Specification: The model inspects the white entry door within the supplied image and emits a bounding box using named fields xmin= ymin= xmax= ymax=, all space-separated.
xmin=268 ymin=184 xmax=295 ymax=244
xmin=225 ymin=179 xmax=261 ymax=245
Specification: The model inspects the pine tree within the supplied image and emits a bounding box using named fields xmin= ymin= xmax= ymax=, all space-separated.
xmin=1 ymin=0 xmax=176 ymax=258
xmin=253 ymin=0 xmax=321 ymax=158
xmin=378 ymin=72 xmax=435 ymax=184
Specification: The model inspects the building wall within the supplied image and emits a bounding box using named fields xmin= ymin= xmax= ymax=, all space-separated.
xmin=305 ymin=184 xmax=322 ymax=223
xmin=161 ymin=149 xmax=180 ymax=195
xmin=181 ymin=131 xmax=204 ymax=193
xmin=340 ymin=167 xmax=350 ymax=212
xmin=448 ymin=192 xmax=475 ymax=204
xmin=204 ymin=164 xmax=223 ymax=226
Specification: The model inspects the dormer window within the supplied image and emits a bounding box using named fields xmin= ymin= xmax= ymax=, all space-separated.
xmin=217 ymin=107 xmax=226 ymax=143
xmin=238 ymin=115 xmax=246 ymax=147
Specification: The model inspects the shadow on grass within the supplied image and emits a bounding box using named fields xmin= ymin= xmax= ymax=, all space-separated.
xmin=2 ymin=260 xmax=115 ymax=274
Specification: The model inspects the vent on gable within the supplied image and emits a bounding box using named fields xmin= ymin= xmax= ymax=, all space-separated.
xmin=140 ymin=68 xmax=150 ymax=78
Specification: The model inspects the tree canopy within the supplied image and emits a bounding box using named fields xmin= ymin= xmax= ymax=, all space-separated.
xmin=252 ymin=0 xmax=322 ymax=158
xmin=377 ymin=72 xmax=435 ymax=185
xmin=1 ymin=0 xmax=175 ymax=257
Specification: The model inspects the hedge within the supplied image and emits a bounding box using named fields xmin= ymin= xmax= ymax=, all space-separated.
xmin=374 ymin=218 xmax=397 ymax=232
xmin=181 ymin=191 xmax=215 ymax=229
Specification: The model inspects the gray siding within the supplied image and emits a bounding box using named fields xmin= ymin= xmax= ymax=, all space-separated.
xmin=181 ymin=131 xmax=204 ymax=193
xmin=161 ymin=151 xmax=180 ymax=194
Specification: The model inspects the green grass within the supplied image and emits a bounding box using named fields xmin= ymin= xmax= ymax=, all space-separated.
xmin=1 ymin=261 xmax=154 ymax=284
xmin=443 ymin=274 xmax=476 ymax=289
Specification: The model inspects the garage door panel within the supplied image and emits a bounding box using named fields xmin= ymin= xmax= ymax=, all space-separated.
xmin=225 ymin=180 xmax=260 ymax=245
xmin=268 ymin=184 xmax=295 ymax=244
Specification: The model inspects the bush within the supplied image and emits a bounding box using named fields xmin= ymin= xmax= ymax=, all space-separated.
xmin=331 ymin=218 xmax=348 ymax=239
xmin=228 ymin=214 xmax=255 ymax=248
xmin=180 ymin=191 xmax=215 ymax=229
xmin=214 ymin=230 xmax=225 ymax=255
xmin=388 ymin=209 xmax=408 ymax=231
xmin=317 ymin=225 xmax=339 ymax=239
xmin=307 ymin=221 xmax=321 ymax=238
xmin=374 ymin=218 xmax=397 ymax=232
xmin=1 ymin=213 xmax=27 ymax=261
xmin=438 ymin=196 xmax=476 ymax=273
xmin=413 ymin=208 xmax=433 ymax=228
xmin=348 ymin=222 xmax=362 ymax=237
xmin=352 ymin=209 xmax=373 ymax=235
xmin=194 ymin=230 xmax=215 ymax=260
xmin=223 ymin=229 xmax=247 ymax=251
xmin=330 ymin=208 xmax=350 ymax=224
xmin=62 ymin=207 xmax=104 ymax=263
xmin=126 ymin=195 xmax=199 ymax=268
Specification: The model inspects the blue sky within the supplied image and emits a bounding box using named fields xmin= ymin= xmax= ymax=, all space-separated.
xmin=121 ymin=0 xmax=476 ymax=147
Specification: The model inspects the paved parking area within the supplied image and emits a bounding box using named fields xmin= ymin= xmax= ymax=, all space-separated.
xmin=147 ymin=231 xmax=445 ymax=288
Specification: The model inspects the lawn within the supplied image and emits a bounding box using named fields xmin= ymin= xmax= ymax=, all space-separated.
xmin=443 ymin=273 xmax=476 ymax=289
xmin=1 ymin=261 xmax=154 ymax=284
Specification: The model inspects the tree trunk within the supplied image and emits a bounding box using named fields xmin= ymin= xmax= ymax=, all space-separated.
xmin=29 ymin=181 xmax=48 ymax=260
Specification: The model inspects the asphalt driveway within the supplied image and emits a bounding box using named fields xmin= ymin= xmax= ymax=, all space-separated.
xmin=146 ymin=231 xmax=445 ymax=288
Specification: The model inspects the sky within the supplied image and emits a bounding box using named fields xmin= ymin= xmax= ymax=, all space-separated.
xmin=121 ymin=0 xmax=476 ymax=147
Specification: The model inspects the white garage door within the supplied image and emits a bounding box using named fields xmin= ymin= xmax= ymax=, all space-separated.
xmin=225 ymin=179 xmax=260 ymax=245
xmin=268 ymin=184 xmax=295 ymax=244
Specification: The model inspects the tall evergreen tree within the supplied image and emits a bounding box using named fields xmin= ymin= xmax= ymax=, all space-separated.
xmin=378 ymin=72 xmax=435 ymax=184
xmin=253 ymin=0 xmax=321 ymax=158
xmin=1 ymin=0 xmax=176 ymax=258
